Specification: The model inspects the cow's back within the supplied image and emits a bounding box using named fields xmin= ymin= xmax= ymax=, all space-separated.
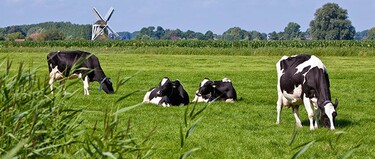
xmin=47 ymin=50 xmax=92 ymax=76
xmin=215 ymin=81 xmax=237 ymax=100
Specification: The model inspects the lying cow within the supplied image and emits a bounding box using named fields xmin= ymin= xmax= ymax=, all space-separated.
xmin=143 ymin=77 xmax=189 ymax=106
xmin=276 ymin=54 xmax=338 ymax=130
xmin=47 ymin=50 xmax=114 ymax=95
xmin=192 ymin=78 xmax=237 ymax=103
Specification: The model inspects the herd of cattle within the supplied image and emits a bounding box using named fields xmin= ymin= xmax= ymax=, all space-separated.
xmin=47 ymin=50 xmax=338 ymax=130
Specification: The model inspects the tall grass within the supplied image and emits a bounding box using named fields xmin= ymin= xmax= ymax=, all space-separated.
xmin=0 ymin=59 xmax=205 ymax=158
xmin=0 ymin=59 xmax=82 ymax=158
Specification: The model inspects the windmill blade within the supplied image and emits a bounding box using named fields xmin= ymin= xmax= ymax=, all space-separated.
xmin=92 ymin=7 xmax=105 ymax=21
xmin=107 ymin=25 xmax=119 ymax=36
xmin=105 ymin=7 xmax=115 ymax=22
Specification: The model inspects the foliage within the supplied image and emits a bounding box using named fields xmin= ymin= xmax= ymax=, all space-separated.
xmin=0 ymin=22 xmax=91 ymax=40
xmin=283 ymin=22 xmax=304 ymax=40
xmin=0 ymin=59 xmax=83 ymax=158
xmin=222 ymin=27 xmax=246 ymax=40
xmin=135 ymin=26 xmax=215 ymax=40
xmin=27 ymin=29 xmax=66 ymax=41
xmin=365 ymin=27 xmax=375 ymax=40
xmin=354 ymin=29 xmax=369 ymax=40
xmin=309 ymin=3 xmax=355 ymax=40
xmin=0 ymin=59 xmax=155 ymax=158
xmin=4 ymin=32 xmax=25 ymax=41
xmin=179 ymin=102 xmax=209 ymax=158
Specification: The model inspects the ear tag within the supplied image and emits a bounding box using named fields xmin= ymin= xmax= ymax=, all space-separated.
xmin=172 ymin=86 xmax=176 ymax=88
xmin=212 ymin=85 xmax=216 ymax=88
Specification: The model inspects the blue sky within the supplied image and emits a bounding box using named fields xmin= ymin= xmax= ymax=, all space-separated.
xmin=1 ymin=0 xmax=375 ymax=34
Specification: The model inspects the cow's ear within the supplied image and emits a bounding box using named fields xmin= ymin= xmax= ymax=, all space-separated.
xmin=334 ymin=99 xmax=338 ymax=109
xmin=175 ymin=80 xmax=181 ymax=85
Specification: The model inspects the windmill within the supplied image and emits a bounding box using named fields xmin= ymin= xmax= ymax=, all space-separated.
xmin=91 ymin=7 xmax=119 ymax=40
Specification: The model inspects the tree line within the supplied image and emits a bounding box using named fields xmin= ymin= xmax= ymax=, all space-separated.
xmin=1 ymin=3 xmax=375 ymax=41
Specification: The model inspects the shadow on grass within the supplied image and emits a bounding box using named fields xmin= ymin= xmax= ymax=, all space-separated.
xmin=301 ymin=119 xmax=353 ymax=129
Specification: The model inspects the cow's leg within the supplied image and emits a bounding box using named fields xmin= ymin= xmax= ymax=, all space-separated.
xmin=293 ymin=106 xmax=302 ymax=128
xmin=303 ymin=96 xmax=315 ymax=130
xmin=314 ymin=108 xmax=320 ymax=129
xmin=83 ymin=76 xmax=89 ymax=95
xmin=276 ymin=92 xmax=283 ymax=125
xmin=311 ymin=99 xmax=319 ymax=128
xmin=49 ymin=76 xmax=55 ymax=94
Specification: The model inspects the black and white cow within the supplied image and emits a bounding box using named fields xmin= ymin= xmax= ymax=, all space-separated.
xmin=276 ymin=54 xmax=338 ymax=130
xmin=192 ymin=78 xmax=237 ymax=103
xmin=47 ymin=50 xmax=114 ymax=95
xmin=143 ymin=77 xmax=189 ymax=106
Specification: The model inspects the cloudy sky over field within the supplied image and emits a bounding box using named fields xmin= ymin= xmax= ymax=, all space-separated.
xmin=1 ymin=0 xmax=375 ymax=34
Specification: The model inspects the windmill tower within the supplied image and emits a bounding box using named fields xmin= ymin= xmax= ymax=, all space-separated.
xmin=91 ymin=7 xmax=119 ymax=40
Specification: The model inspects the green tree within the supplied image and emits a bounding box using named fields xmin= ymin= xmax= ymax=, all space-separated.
xmin=284 ymin=22 xmax=302 ymax=40
xmin=249 ymin=31 xmax=266 ymax=40
xmin=268 ymin=32 xmax=278 ymax=40
xmin=366 ymin=27 xmax=375 ymax=40
xmin=161 ymin=29 xmax=183 ymax=40
xmin=268 ymin=31 xmax=278 ymax=40
xmin=184 ymin=30 xmax=196 ymax=39
xmin=205 ymin=30 xmax=214 ymax=40
xmin=222 ymin=27 xmax=246 ymax=40
xmin=309 ymin=3 xmax=355 ymax=40
xmin=6 ymin=32 xmax=25 ymax=41
xmin=154 ymin=26 xmax=165 ymax=39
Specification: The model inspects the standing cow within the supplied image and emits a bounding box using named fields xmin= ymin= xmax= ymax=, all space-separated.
xmin=47 ymin=50 xmax=114 ymax=95
xmin=192 ymin=78 xmax=237 ymax=103
xmin=143 ymin=77 xmax=189 ymax=106
xmin=276 ymin=54 xmax=338 ymax=130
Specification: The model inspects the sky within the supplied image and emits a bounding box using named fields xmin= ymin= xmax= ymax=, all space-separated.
xmin=1 ymin=0 xmax=375 ymax=34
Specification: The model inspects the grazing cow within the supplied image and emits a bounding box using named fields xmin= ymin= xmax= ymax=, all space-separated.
xmin=276 ymin=54 xmax=338 ymax=130
xmin=47 ymin=50 xmax=114 ymax=95
xmin=193 ymin=78 xmax=237 ymax=103
xmin=143 ymin=77 xmax=189 ymax=107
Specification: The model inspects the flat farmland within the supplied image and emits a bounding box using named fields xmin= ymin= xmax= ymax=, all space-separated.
xmin=0 ymin=47 xmax=374 ymax=158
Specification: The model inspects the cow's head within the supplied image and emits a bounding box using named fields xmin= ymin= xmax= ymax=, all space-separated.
xmin=321 ymin=99 xmax=338 ymax=130
xmin=157 ymin=77 xmax=172 ymax=96
xmin=196 ymin=78 xmax=213 ymax=96
xmin=100 ymin=77 xmax=114 ymax=94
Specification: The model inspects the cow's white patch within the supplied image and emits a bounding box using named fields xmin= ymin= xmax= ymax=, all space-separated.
xmin=222 ymin=78 xmax=231 ymax=82
xmin=192 ymin=96 xmax=209 ymax=102
xmin=150 ymin=97 xmax=162 ymax=104
xmin=200 ymin=79 xmax=210 ymax=87
xmin=324 ymin=103 xmax=336 ymax=130
xmin=225 ymin=98 xmax=235 ymax=103
xmin=282 ymin=84 xmax=303 ymax=104
xmin=160 ymin=78 xmax=169 ymax=86
xmin=69 ymin=73 xmax=82 ymax=79
xmin=83 ymin=76 xmax=90 ymax=95
xmin=50 ymin=66 xmax=64 ymax=80
xmin=143 ymin=88 xmax=154 ymax=103
xmin=49 ymin=66 xmax=63 ymax=93
xmin=295 ymin=55 xmax=326 ymax=74
xmin=149 ymin=96 xmax=171 ymax=107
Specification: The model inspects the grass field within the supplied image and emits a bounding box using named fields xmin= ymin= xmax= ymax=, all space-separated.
xmin=1 ymin=47 xmax=374 ymax=158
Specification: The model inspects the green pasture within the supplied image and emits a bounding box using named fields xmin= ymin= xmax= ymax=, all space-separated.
xmin=1 ymin=47 xmax=374 ymax=158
